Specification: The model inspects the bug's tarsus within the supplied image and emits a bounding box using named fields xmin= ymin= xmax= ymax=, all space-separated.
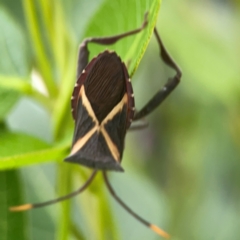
xmin=10 ymin=170 xmax=98 ymax=212
xmin=102 ymin=171 xmax=170 ymax=238
xmin=128 ymin=119 xmax=149 ymax=131
xmin=133 ymin=28 xmax=182 ymax=121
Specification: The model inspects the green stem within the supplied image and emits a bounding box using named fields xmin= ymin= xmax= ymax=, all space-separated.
xmin=71 ymin=222 xmax=85 ymax=240
xmin=56 ymin=163 xmax=72 ymax=240
xmin=53 ymin=48 xmax=76 ymax=140
xmin=23 ymin=0 xmax=58 ymax=98
xmin=31 ymin=89 xmax=53 ymax=112
xmin=39 ymin=0 xmax=67 ymax=78
xmin=0 ymin=76 xmax=52 ymax=111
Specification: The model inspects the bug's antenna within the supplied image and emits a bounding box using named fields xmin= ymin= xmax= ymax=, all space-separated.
xmin=102 ymin=171 xmax=170 ymax=238
xmin=10 ymin=170 xmax=98 ymax=212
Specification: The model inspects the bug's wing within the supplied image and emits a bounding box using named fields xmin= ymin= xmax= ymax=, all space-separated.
xmin=65 ymin=85 xmax=128 ymax=171
xmin=65 ymin=130 xmax=124 ymax=171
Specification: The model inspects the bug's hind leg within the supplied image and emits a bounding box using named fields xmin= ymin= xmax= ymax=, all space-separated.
xmin=102 ymin=171 xmax=170 ymax=238
xmin=133 ymin=28 xmax=182 ymax=121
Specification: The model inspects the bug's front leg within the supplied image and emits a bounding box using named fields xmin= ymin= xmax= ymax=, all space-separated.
xmin=76 ymin=12 xmax=148 ymax=81
xmin=76 ymin=41 xmax=90 ymax=81
xmin=133 ymin=28 xmax=182 ymax=121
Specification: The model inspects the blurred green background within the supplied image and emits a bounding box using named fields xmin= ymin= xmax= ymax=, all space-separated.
xmin=0 ymin=0 xmax=239 ymax=240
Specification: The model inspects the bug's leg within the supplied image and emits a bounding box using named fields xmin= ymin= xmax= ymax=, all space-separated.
xmin=128 ymin=119 xmax=149 ymax=131
xmin=102 ymin=171 xmax=170 ymax=238
xmin=133 ymin=28 xmax=182 ymax=121
xmin=10 ymin=170 xmax=97 ymax=212
xmin=76 ymin=12 xmax=148 ymax=80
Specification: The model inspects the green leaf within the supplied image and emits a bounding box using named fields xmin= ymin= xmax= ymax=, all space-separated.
xmin=0 ymin=76 xmax=31 ymax=120
xmin=0 ymin=8 xmax=30 ymax=119
xmin=0 ymin=131 xmax=69 ymax=170
xmin=0 ymin=0 xmax=26 ymax=32
xmin=22 ymin=0 xmax=58 ymax=97
xmin=0 ymin=88 xmax=20 ymax=120
xmin=83 ymin=0 xmax=161 ymax=76
xmin=62 ymin=0 xmax=106 ymax=40
xmin=0 ymin=8 xmax=30 ymax=76
xmin=0 ymin=170 xmax=28 ymax=240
